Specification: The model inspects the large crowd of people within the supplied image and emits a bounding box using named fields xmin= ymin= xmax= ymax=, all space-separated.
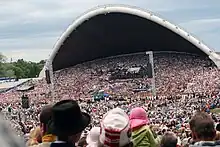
xmin=0 ymin=52 xmax=220 ymax=147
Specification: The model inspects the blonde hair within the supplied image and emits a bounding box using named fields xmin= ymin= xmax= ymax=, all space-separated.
xmin=26 ymin=126 xmax=42 ymax=146
xmin=215 ymin=131 xmax=220 ymax=140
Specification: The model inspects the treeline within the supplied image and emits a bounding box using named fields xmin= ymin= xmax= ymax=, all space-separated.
xmin=0 ymin=53 xmax=45 ymax=79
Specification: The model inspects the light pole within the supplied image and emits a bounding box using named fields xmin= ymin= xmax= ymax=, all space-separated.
xmin=146 ymin=51 xmax=156 ymax=97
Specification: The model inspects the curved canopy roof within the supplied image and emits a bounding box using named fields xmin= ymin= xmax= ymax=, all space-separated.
xmin=48 ymin=5 xmax=218 ymax=71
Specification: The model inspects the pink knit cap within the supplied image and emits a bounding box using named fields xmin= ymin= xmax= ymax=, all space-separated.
xmin=129 ymin=107 xmax=149 ymax=129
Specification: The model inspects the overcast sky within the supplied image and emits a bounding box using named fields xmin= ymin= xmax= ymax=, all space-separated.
xmin=0 ymin=0 xmax=220 ymax=62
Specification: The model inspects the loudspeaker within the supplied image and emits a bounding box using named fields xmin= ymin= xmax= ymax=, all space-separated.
xmin=147 ymin=63 xmax=153 ymax=78
xmin=21 ymin=95 xmax=29 ymax=109
xmin=45 ymin=70 xmax=51 ymax=84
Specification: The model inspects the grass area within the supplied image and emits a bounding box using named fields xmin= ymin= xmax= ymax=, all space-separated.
xmin=211 ymin=108 xmax=220 ymax=114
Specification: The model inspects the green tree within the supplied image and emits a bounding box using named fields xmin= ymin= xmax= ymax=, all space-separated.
xmin=0 ymin=53 xmax=6 ymax=62
xmin=0 ymin=53 xmax=6 ymax=77
xmin=0 ymin=53 xmax=45 ymax=78
xmin=12 ymin=66 xmax=24 ymax=79
xmin=5 ymin=69 xmax=15 ymax=77
xmin=2 ymin=63 xmax=15 ymax=77
xmin=39 ymin=60 xmax=46 ymax=65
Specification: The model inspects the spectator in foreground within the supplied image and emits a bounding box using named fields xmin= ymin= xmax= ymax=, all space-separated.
xmin=26 ymin=126 xmax=41 ymax=146
xmin=76 ymin=134 xmax=87 ymax=147
xmin=160 ymin=132 xmax=178 ymax=147
xmin=49 ymin=100 xmax=91 ymax=147
xmin=215 ymin=124 xmax=220 ymax=141
xmin=86 ymin=127 xmax=100 ymax=147
xmin=0 ymin=114 xmax=25 ymax=147
xmin=31 ymin=104 xmax=56 ymax=147
xmin=99 ymin=108 xmax=133 ymax=147
xmin=189 ymin=111 xmax=220 ymax=147
xmin=129 ymin=107 xmax=159 ymax=147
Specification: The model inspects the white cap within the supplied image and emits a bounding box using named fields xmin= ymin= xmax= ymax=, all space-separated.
xmin=99 ymin=108 xmax=131 ymax=147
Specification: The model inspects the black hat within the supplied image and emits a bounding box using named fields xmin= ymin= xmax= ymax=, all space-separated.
xmin=48 ymin=99 xmax=91 ymax=136
xmin=40 ymin=104 xmax=53 ymax=124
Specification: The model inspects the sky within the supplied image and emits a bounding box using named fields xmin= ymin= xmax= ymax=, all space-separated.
xmin=0 ymin=0 xmax=220 ymax=62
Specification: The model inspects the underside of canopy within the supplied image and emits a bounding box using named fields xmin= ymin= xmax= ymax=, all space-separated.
xmin=46 ymin=5 xmax=220 ymax=72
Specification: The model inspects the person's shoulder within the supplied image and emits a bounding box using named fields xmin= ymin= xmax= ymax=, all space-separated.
xmin=30 ymin=142 xmax=51 ymax=147
xmin=189 ymin=140 xmax=220 ymax=147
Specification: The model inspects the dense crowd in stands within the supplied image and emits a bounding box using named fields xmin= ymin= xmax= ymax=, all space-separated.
xmin=0 ymin=52 xmax=220 ymax=147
